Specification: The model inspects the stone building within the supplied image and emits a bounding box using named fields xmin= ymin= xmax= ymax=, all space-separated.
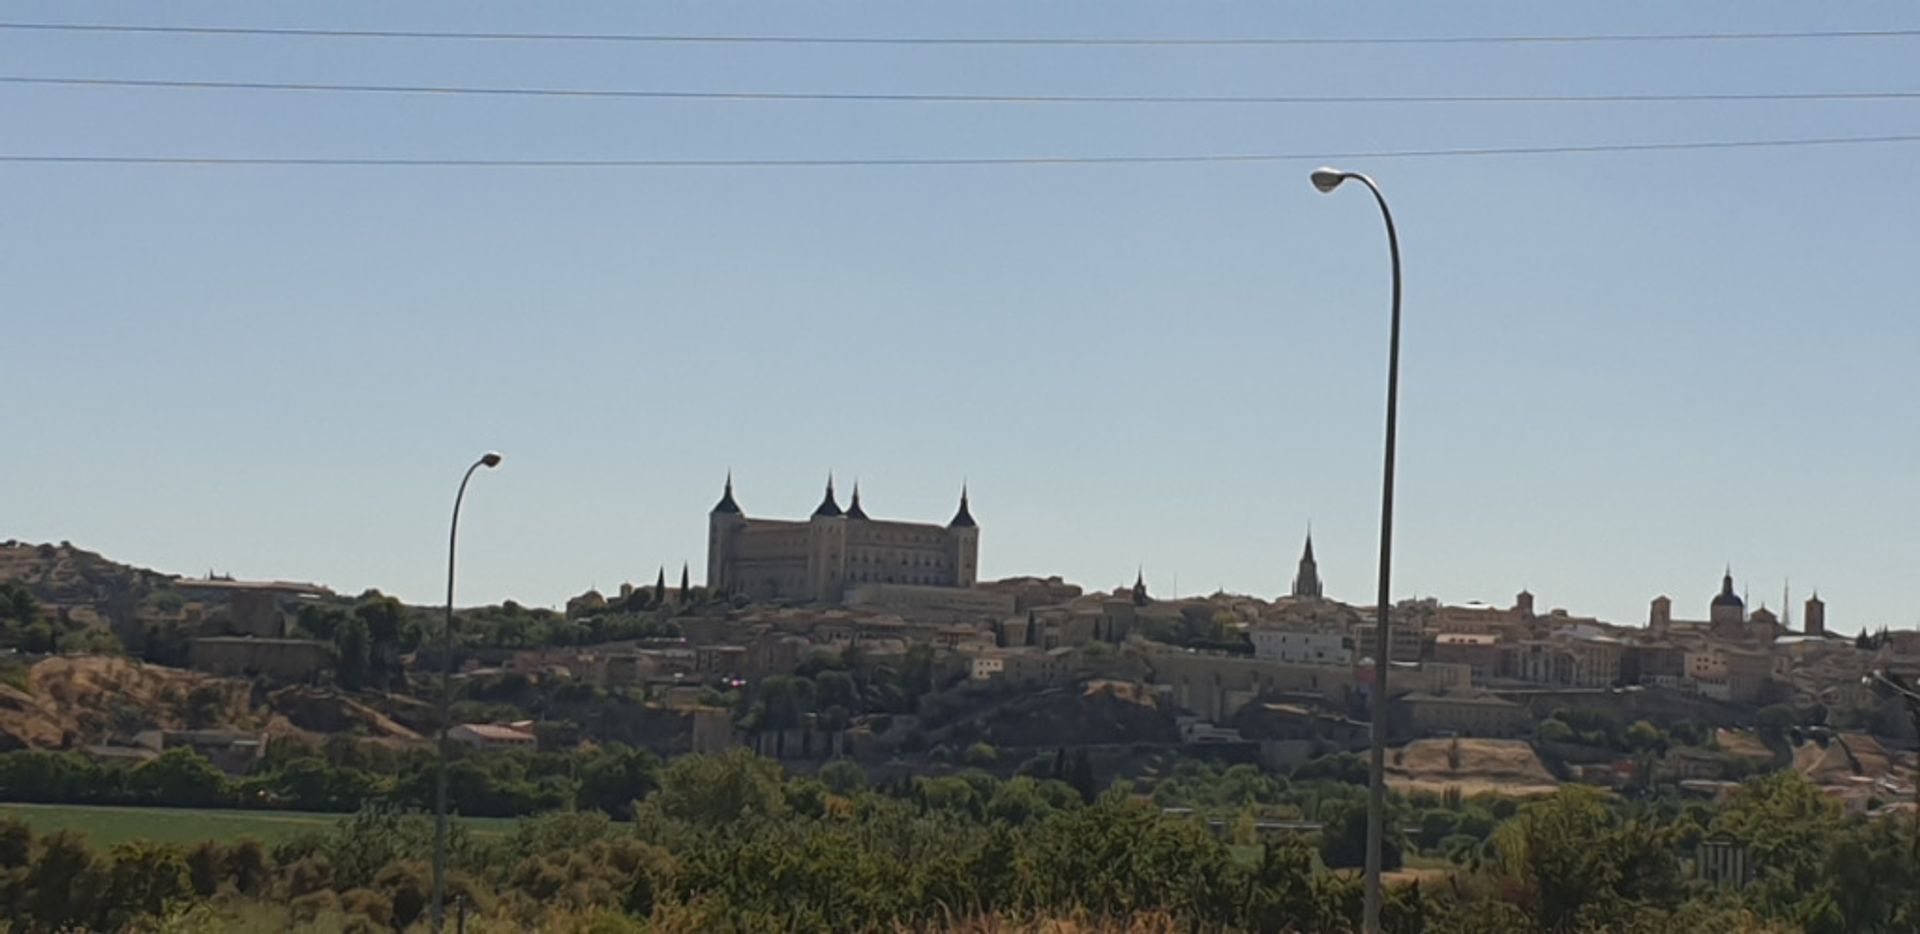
xmin=190 ymin=636 xmax=335 ymax=682
xmin=1395 ymin=692 xmax=1531 ymax=738
xmin=706 ymin=475 xmax=979 ymax=603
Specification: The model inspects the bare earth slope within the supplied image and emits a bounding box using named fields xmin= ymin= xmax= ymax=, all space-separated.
xmin=0 ymin=656 xmax=422 ymax=750
xmin=1385 ymin=738 xmax=1559 ymax=796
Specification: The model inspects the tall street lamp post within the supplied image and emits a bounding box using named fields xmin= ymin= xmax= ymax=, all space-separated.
xmin=1311 ymin=166 xmax=1402 ymax=934
xmin=433 ymin=451 xmax=502 ymax=934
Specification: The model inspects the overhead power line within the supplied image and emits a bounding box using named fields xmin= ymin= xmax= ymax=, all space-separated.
xmin=3 ymin=21 xmax=1920 ymax=47
xmin=8 ymin=74 xmax=1920 ymax=105
xmin=4 ymin=133 xmax=1919 ymax=169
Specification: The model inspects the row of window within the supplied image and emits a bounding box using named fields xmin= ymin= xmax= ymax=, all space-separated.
xmin=852 ymin=572 xmax=950 ymax=585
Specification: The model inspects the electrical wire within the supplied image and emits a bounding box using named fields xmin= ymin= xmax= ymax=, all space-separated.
xmin=2 ymin=21 xmax=1918 ymax=46
xmin=4 ymin=133 xmax=1919 ymax=169
xmin=6 ymin=75 xmax=1920 ymax=105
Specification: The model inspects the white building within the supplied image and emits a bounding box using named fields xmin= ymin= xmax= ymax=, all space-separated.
xmin=1249 ymin=628 xmax=1351 ymax=665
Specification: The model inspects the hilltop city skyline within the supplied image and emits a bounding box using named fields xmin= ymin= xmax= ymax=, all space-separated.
xmin=8 ymin=2 xmax=1919 ymax=632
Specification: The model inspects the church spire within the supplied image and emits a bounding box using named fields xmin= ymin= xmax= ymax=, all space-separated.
xmin=846 ymin=481 xmax=869 ymax=520
xmin=812 ymin=474 xmax=843 ymax=518
xmin=1291 ymin=529 xmax=1323 ymax=599
xmin=1132 ymin=566 xmax=1149 ymax=606
xmin=948 ymin=484 xmax=976 ymax=528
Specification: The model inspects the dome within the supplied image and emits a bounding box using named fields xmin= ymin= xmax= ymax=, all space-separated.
xmin=1712 ymin=591 xmax=1745 ymax=609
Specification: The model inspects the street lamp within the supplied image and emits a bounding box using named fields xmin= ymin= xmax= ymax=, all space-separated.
xmin=1863 ymin=669 xmax=1920 ymax=879
xmin=433 ymin=451 xmax=501 ymax=934
xmin=1312 ymin=166 xmax=1402 ymax=934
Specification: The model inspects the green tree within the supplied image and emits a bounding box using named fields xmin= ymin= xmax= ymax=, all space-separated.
xmin=333 ymin=616 xmax=372 ymax=690
xmin=1712 ymin=770 xmax=1843 ymax=916
xmin=104 ymin=839 xmax=192 ymax=927
xmin=645 ymin=749 xmax=790 ymax=828
xmin=25 ymin=830 xmax=107 ymax=930
xmin=129 ymin=748 xmax=232 ymax=808
xmin=1317 ymin=797 xmax=1402 ymax=872
xmin=1625 ymin=719 xmax=1669 ymax=754
xmin=576 ymin=744 xmax=660 ymax=819
xmin=818 ymin=759 xmax=867 ymax=797
xmin=1491 ymin=785 xmax=1681 ymax=932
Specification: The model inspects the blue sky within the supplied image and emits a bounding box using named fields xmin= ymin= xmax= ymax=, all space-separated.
xmin=4 ymin=2 xmax=1918 ymax=633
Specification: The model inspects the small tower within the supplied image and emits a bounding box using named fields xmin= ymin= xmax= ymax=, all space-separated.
xmin=947 ymin=485 xmax=979 ymax=587
xmin=1515 ymin=590 xmax=1536 ymax=618
xmin=1650 ymin=595 xmax=1672 ymax=638
xmin=1290 ymin=531 xmax=1323 ymax=599
xmin=1804 ymin=591 xmax=1826 ymax=636
xmin=1132 ymin=567 xmax=1150 ymax=606
xmin=846 ymin=482 xmax=869 ymax=521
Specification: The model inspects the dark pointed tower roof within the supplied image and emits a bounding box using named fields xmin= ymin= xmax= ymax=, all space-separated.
xmin=1291 ymin=529 xmax=1323 ymax=599
xmin=1132 ymin=567 xmax=1149 ymax=606
xmin=679 ymin=562 xmax=690 ymax=596
xmin=1713 ymin=566 xmax=1744 ymax=609
xmin=949 ymin=485 xmax=976 ymax=528
xmin=846 ymin=482 xmax=869 ymax=520
xmin=711 ymin=471 xmax=741 ymax=515
xmin=812 ymin=475 xmax=843 ymax=518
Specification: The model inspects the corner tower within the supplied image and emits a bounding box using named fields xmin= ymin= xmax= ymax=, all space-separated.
xmin=706 ymin=472 xmax=747 ymax=593
xmin=947 ymin=485 xmax=979 ymax=587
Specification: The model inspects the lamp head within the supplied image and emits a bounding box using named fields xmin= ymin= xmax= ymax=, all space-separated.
xmin=1310 ymin=167 xmax=1348 ymax=193
xmin=480 ymin=452 xmax=503 ymax=468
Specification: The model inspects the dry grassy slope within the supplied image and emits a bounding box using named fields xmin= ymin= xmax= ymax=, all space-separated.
xmin=0 ymin=655 xmax=257 ymax=749
xmin=0 ymin=656 xmax=423 ymax=750
xmin=0 ymin=540 xmax=174 ymax=628
xmin=1385 ymin=738 xmax=1560 ymax=796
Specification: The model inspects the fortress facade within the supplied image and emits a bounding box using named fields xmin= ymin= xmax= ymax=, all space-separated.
xmin=706 ymin=475 xmax=979 ymax=603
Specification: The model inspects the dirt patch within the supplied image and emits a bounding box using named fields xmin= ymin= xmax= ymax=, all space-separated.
xmin=1385 ymin=738 xmax=1559 ymax=797
xmin=265 ymin=686 xmax=421 ymax=742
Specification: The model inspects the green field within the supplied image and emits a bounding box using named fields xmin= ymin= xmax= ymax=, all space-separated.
xmin=0 ymin=802 xmax=521 ymax=848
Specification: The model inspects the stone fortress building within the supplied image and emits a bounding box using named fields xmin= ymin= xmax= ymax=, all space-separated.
xmin=707 ymin=474 xmax=979 ymax=603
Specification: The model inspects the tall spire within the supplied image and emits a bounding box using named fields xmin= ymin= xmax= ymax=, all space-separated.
xmin=949 ymin=483 xmax=976 ymax=528
xmin=846 ymin=481 xmax=869 ymax=520
xmin=711 ymin=470 xmax=741 ymax=515
xmin=679 ymin=562 xmax=691 ymax=601
xmin=812 ymin=473 xmax=843 ymax=518
xmin=1132 ymin=566 xmax=1149 ymax=606
xmin=1291 ymin=528 xmax=1323 ymax=599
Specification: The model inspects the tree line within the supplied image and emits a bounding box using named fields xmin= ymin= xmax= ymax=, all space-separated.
xmin=2 ymin=747 xmax=1915 ymax=932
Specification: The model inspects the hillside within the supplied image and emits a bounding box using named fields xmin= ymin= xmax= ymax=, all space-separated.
xmin=0 ymin=655 xmax=421 ymax=750
xmin=1386 ymin=738 xmax=1560 ymax=796
xmin=0 ymin=540 xmax=176 ymax=631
